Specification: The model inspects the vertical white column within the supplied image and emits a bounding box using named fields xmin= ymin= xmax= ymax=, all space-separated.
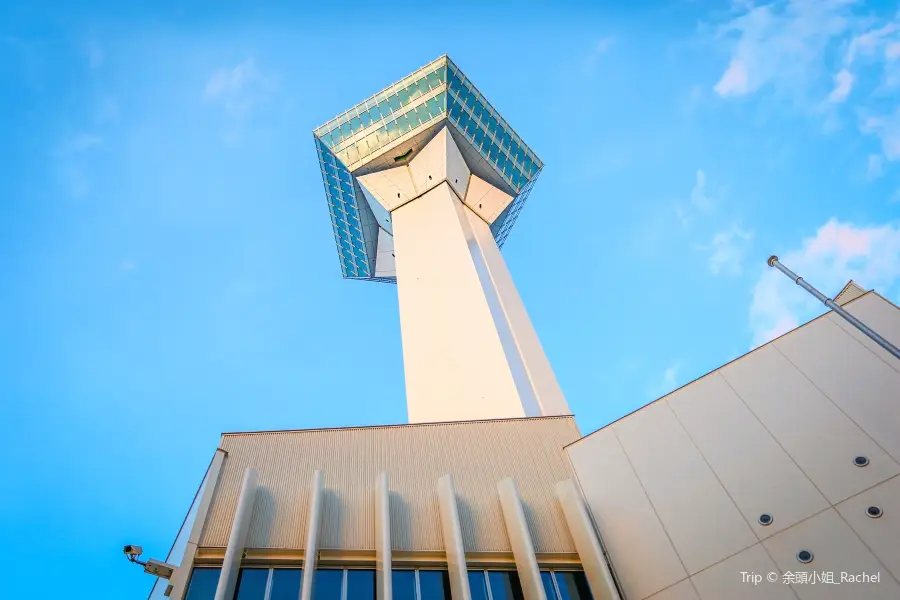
xmin=464 ymin=208 xmax=569 ymax=417
xmin=496 ymin=478 xmax=546 ymax=600
xmin=168 ymin=449 xmax=228 ymax=600
xmin=300 ymin=470 xmax=325 ymax=600
xmin=214 ymin=467 xmax=259 ymax=600
xmin=555 ymin=480 xmax=620 ymax=600
xmin=437 ymin=474 xmax=472 ymax=600
xmin=394 ymin=183 xmax=527 ymax=423
xmin=375 ymin=472 xmax=393 ymax=600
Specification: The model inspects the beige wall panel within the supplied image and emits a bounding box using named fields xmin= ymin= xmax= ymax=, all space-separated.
xmin=393 ymin=184 xmax=527 ymax=423
xmin=408 ymin=127 xmax=449 ymax=196
xmin=762 ymin=508 xmax=900 ymax=599
xmin=614 ymin=401 xmax=756 ymax=575
xmin=200 ymin=417 xmax=580 ymax=554
xmin=357 ymin=166 xmax=418 ymax=211
xmin=827 ymin=294 xmax=900 ymax=372
xmin=444 ymin=128 xmax=471 ymax=200
xmin=721 ymin=345 xmax=900 ymax=504
xmin=668 ymin=372 xmax=828 ymax=538
xmin=566 ymin=429 xmax=686 ymax=600
xmin=463 ymin=175 xmax=513 ymax=224
xmin=834 ymin=475 xmax=900 ymax=583
xmin=774 ymin=318 xmax=900 ymax=462
xmin=690 ymin=544 xmax=794 ymax=600
xmin=644 ymin=580 xmax=699 ymax=600
xmin=374 ymin=229 xmax=396 ymax=278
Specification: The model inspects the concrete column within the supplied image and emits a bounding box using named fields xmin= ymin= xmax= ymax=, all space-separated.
xmin=555 ymin=480 xmax=620 ymax=600
xmin=497 ymin=478 xmax=546 ymax=600
xmin=375 ymin=472 xmax=393 ymax=600
xmin=437 ymin=474 xmax=472 ymax=600
xmin=300 ymin=470 xmax=325 ymax=600
xmin=168 ymin=448 xmax=228 ymax=600
xmin=213 ymin=467 xmax=259 ymax=600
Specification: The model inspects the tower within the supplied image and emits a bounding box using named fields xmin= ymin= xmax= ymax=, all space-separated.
xmin=313 ymin=56 xmax=568 ymax=423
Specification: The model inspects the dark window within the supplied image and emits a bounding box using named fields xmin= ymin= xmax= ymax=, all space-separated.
xmin=270 ymin=569 xmax=303 ymax=600
xmin=488 ymin=571 xmax=525 ymax=600
xmin=314 ymin=569 xmax=344 ymax=600
xmin=468 ymin=571 xmax=489 ymax=600
xmin=185 ymin=567 xmax=221 ymax=600
xmin=419 ymin=570 xmax=452 ymax=600
xmin=347 ymin=569 xmax=376 ymax=600
xmin=234 ymin=568 xmax=269 ymax=600
xmin=393 ymin=570 xmax=417 ymax=600
xmin=554 ymin=572 xmax=592 ymax=600
xmin=540 ymin=572 xmax=557 ymax=600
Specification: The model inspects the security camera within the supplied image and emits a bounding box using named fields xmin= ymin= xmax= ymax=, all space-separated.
xmin=123 ymin=544 xmax=178 ymax=580
xmin=144 ymin=558 xmax=176 ymax=579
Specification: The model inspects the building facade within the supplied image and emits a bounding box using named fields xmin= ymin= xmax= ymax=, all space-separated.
xmin=566 ymin=285 xmax=900 ymax=600
xmin=140 ymin=56 xmax=900 ymax=600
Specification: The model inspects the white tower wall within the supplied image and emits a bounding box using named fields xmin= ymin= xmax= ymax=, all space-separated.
xmin=381 ymin=129 xmax=568 ymax=423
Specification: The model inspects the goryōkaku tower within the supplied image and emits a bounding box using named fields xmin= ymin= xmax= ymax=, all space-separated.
xmin=313 ymin=56 xmax=568 ymax=423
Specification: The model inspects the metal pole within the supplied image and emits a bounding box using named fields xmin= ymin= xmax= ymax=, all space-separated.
xmin=767 ymin=255 xmax=900 ymax=361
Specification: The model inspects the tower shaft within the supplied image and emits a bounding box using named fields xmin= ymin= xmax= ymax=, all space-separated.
xmin=390 ymin=164 xmax=568 ymax=423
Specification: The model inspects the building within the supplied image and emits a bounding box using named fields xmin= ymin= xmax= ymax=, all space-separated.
xmin=312 ymin=56 xmax=567 ymax=423
xmin=140 ymin=57 xmax=900 ymax=600
xmin=565 ymin=283 xmax=900 ymax=599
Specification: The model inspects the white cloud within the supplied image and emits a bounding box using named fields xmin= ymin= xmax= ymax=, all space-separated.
xmin=887 ymin=41 xmax=900 ymax=60
xmin=712 ymin=4 xmax=900 ymax=169
xmin=647 ymin=362 xmax=683 ymax=399
xmin=584 ymin=37 xmax=615 ymax=72
xmin=749 ymin=219 xmax=900 ymax=347
xmin=677 ymin=168 xmax=715 ymax=227
xmin=845 ymin=22 xmax=897 ymax=66
xmin=699 ymin=226 xmax=754 ymax=276
xmin=205 ymin=58 xmax=272 ymax=118
xmin=715 ymin=59 xmax=750 ymax=97
xmin=828 ymin=68 xmax=854 ymax=102
xmin=712 ymin=0 xmax=856 ymax=100
xmin=867 ymin=153 xmax=884 ymax=179
xmin=862 ymin=109 xmax=900 ymax=161
xmin=690 ymin=168 xmax=713 ymax=212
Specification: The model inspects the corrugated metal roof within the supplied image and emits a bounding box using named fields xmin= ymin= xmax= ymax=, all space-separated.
xmin=834 ymin=280 xmax=867 ymax=306
xmin=199 ymin=416 xmax=580 ymax=554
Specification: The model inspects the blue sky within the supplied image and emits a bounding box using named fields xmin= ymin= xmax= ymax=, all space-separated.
xmin=2 ymin=0 xmax=900 ymax=597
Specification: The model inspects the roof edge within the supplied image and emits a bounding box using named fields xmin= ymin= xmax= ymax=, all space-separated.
xmin=221 ymin=413 xmax=577 ymax=438
xmin=567 ymin=289 xmax=884 ymax=448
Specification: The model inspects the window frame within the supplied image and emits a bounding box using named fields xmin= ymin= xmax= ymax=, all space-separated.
xmin=199 ymin=566 xmax=591 ymax=600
